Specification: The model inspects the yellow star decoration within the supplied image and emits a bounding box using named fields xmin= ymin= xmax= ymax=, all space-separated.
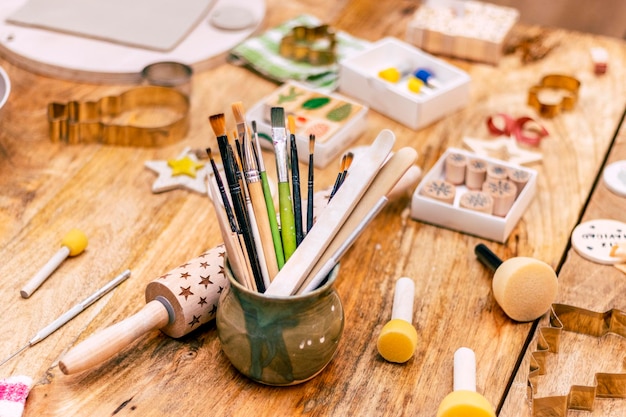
xmin=167 ymin=156 xmax=204 ymax=178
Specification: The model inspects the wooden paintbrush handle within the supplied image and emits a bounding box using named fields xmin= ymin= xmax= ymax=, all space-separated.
xmin=58 ymin=299 xmax=170 ymax=374
xmin=248 ymin=180 xmax=280 ymax=279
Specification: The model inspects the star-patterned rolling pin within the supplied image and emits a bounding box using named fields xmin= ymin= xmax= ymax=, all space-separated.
xmin=59 ymin=245 xmax=229 ymax=374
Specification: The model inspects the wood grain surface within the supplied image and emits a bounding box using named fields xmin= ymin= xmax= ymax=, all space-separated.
xmin=0 ymin=1 xmax=625 ymax=416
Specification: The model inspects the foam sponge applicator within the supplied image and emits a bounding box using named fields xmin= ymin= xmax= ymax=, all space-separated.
xmin=377 ymin=277 xmax=418 ymax=363
xmin=475 ymin=243 xmax=558 ymax=322
xmin=20 ymin=228 xmax=88 ymax=298
xmin=437 ymin=347 xmax=496 ymax=417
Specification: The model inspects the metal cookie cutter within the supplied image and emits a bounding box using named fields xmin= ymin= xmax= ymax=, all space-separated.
xmin=528 ymin=303 xmax=626 ymax=417
xmin=48 ymin=85 xmax=189 ymax=147
xmin=527 ymin=74 xmax=580 ymax=118
xmin=279 ymin=24 xmax=336 ymax=65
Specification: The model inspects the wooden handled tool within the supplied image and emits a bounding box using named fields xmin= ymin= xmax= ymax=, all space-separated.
xmin=59 ymin=246 xmax=229 ymax=374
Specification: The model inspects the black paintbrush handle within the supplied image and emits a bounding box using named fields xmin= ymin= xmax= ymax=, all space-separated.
xmin=475 ymin=243 xmax=503 ymax=272
xmin=307 ymin=153 xmax=314 ymax=232
xmin=291 ymin=135 xmax=303 ymax=245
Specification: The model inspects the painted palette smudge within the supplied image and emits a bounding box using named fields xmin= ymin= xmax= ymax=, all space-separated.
xmin=264 ymin=83 xmax=363 ymax=144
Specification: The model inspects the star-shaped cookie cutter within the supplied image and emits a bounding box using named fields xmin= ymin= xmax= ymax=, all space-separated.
xmin=279 ymin=24 xmax=337 ymax=65
xmin=527 ymin=74 xmax=580 ymax=118
xmin=528 ymin=303 xmax=626 ymax=416
xmin=48 ymin=85 xmax=189 ymax=147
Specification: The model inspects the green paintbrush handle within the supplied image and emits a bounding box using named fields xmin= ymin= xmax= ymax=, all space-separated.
xmin=278 ymin=181 xmax=297 ymax=261
xmin=260 ymin=171 xmax=285 ymax=268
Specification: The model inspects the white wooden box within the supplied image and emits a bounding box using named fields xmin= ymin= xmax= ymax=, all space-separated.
xmin=410 ymin=148 xmax=537 ymax=242
xmin=405 ymin=0 xmax=519 ymax=65
xmin=338 ymin=37 xmax=470 ymax=130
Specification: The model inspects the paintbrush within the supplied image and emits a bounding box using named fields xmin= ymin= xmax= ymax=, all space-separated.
xmin=307 ymin=134 xmax=315 ymax=232
xmin=297 ymin=147 xmax=418 ymax=294
xmin=206 ymin=148 xmax=238 ymax=233
xmin=288 ymin=115 xmax=304 ymax=246
xmin=270 ymin=107 xmax=297 ymax=261
xmin=232 ymin=102 xmax=279 ymax=282
xmin=209 ymin=113 xmax=265 ymax=292
xmin=252 ymin=120 xmax=285 ymax=269
xmin=265 ymin=129 xmax=397 ymax=296
xmin=332 ymin=151 xmax=353 ymax=199
xmin=223 ymin=140 xmax=266 ymax=292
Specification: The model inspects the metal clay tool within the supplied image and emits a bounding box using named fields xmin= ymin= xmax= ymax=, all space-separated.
xmin=1 ymin=269 xmax=130 ymax=368
xmin=377 ymin=277 xmax=418 ymax=363
xmin=20 ymin=229 xmax=88 ymax=299
xmin=529 ymin=304 xmax=626 ymax=417
xmin=527 ymin=74 xmax=580 ymax=118
xmin=279 ymin=24 xmax=336 ymax=65
xmin=437 ymin=347 xmax=496 ymax=417
xmin=48 ymin=85 xmax=189 ymax=147
xmin=475 ymin=244 xmax=558 ymax=322
xmin=59 ymin=245 xmax=229 ymax=374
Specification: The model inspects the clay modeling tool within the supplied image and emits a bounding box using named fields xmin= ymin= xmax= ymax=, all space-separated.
xmin=437 ymin=347 xmax=496 ymax=417
xmin=252 ymin=120 xmax=285 ymax=269
xmin=475 ymin=243 xmax=558 ymax=322
xmin=288 ymin=115 xmax=304 ymax=246
xmin=377 ymin=277 xmax=418 ymax=363
xmin=298 ymin=147 xmax=418 ymax=294
xmin=59 ymin=246 xmax=229 ymax=374
xmin=306 ymin=134 xmax=315 ymax=232
xmin=266 ymin=130 xmax=396 ymax=296
xmin=20 ymin=228 xmax=88 ymax=299
xmin=271 ymin=107 xmax=297 ymax=261
xmin=1 ymin=269 xmax=130 ymax=368
xmin=414 ymin=68 xmax=441 ymax=89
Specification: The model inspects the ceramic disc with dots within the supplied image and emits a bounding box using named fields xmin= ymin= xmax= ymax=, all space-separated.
xmin=571 ymin=219 xmax=626 ymax=264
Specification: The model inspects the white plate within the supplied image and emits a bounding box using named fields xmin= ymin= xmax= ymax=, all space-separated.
xmin=0 ymin=65 xmax=10 ymax=109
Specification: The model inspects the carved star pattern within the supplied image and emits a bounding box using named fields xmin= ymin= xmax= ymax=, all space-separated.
xmin=179 ymin=286 xmax=193 ymax=300
xmin=144 ymin=147 xmax=208 ymax=194
xmin=463 ymin=136 xmax=542 ymax=166
xmin=179 ymin=271 xmax=191 ymax=280
xmin=198 ymin=275 xmax=213 ymax=288
xmin=188 ymin=315 xmax=201 ymax=327
xmin=198 ymin=297 xmax=207 ymax=306
xmin=209 ymin=305 xmax=218 ymax=315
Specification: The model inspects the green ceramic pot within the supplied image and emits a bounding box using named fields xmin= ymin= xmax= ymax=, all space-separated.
xmin=216 ymin=265 xmax=344 ymax=385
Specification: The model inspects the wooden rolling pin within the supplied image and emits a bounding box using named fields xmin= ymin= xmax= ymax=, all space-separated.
xmin=59 ymin=245 xmax=229 ymax=374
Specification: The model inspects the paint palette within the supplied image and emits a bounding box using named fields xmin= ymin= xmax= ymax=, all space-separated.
xmin=246 ymin=80 xmax=368 ymax=168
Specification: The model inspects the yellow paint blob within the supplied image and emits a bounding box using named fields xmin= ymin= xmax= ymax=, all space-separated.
xmin=378 ymin=67 xmax=402 ymax=83
xmin=436 ymin=390 xmax=496 ymax=417
xmin=61 ymin=229 xmax=88 ymax=256
xmin=376 ymin=318 xmax=417 ymax=363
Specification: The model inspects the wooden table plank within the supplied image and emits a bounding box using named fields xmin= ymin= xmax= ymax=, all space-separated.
xmin=0 ymin=1 xmax=624 ymax=416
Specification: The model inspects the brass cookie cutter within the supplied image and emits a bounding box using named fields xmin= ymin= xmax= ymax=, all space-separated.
xmin=279 ymin=24 xmax=336 ymax=65
xmin=527 ymin=74 xmax=580 ymax=118
xmin=48 ymin=85 xmax=189 ymax=147
xmin=528 ymin=303 xmax=626 ymax=416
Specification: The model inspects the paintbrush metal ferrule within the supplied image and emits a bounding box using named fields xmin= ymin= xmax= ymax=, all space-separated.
xmin=271 ymin=107 xmax=289 ymax=182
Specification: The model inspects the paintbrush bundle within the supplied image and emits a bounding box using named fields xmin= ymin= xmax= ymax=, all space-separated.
xmin=208 ymin=105 xmax=417 ymax=296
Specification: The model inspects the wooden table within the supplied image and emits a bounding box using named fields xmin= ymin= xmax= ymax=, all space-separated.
xmin=0 ymin=1 xmax=625 ymax=416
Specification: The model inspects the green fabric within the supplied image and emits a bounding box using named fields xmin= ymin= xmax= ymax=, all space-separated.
xmin=229 ymin=14 xmax=370 ymax=90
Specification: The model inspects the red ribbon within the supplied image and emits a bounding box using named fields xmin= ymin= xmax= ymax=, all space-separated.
xmin=486 ymin=113 xmax=549 ymax=147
